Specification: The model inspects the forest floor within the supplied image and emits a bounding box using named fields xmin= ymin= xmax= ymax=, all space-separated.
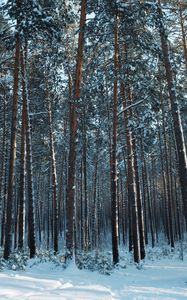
xmin=0 ymin=247 xmax=187 ymax=299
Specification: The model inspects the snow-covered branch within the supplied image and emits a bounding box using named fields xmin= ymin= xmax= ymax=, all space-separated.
xmin=118 ymin=99 xmax=144 ymax=116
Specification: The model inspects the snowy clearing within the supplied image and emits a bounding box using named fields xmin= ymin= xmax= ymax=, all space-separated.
xmin=0 ymin=256 xmax=187 ymax=299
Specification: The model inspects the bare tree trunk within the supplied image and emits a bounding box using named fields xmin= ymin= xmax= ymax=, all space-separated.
xmin=1 ymin=144 xmax=8 ymax=248
xmin=111 ymin=16 xmax=119 ymax=265
xmin=66 ymin=0 xmax=87 ymax=259
xmin=140 ymin=133 xmax=148 ymax=245
xmin=121 ymin=81 xmax=140 ymax=262
xmin=157 ymin=0 xmax=187 ymax=224
xmin=158 ymin=127 xmax=170 ymax=243
xmin=132 ymin=136 xmax=145 ymax=259
xmin=150 ymin=157 xmax=158 ymax=244
xmin=82 ymin=110 xmax=89 ymax=252
xmin=18 ymin=78 xmax=26 ymax=251
xmin=159 ymin=65 xmax=174 ymax=246
xmin=146 ymin=159 xmax=156 ymax=248
xmin=20 ymin=48 xmax=36 ymax=258
xmin=4 ymin=33 xmax=20 ymax=259
xmin=91 ymin=130 xmax=99 ymax=250
xmin=47 ymin=94 xmax=58 ymax=254
xmin=178 ymin=0 xmax=187 ymax=69
xmin=0 ymin=85 xmax=7 ymax=248
xmin=0 ymin=85 xmax=6 ymax=206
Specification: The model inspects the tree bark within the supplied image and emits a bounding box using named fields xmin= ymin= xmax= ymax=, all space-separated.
xmin=18 ymin=78 xmax=26 ymax=251
xmin=47 ymin=93 xmax=58 ymax=254
xmin=4 ymin=33 xmax=20 ymax=259
xmin=157 ymin=0 xmax=187 ymax=224
xmin=111 ymin=16 xmax=119 ymax=265
xmin=66 ymin=0 xmax=87 ymax=259
xmin=20 ymin=48 xmax=36 ymax=258
xmin=178 ymin=1 xmax=187 ymax=69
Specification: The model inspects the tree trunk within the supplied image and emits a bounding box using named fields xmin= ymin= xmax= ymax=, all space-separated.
xmin=4 ymin=33 xmax=20 ymax=259
xmin=178 ymin=1 xmax=187 ymax=69
xmin=82 ymin=111 xmax=89 ymax=252
xmin=0 ymin=85 xmax=6 ymax=208
xmin=111 ymin=16 xmax=119 ymax=265
xmin=157 ymin=0 xmax=187 ymax=224
xmin=121 ymin=81 xmax=140 ymax=262
xmin=140 ymin=133 xmax=148 ymax=245
xmin=0 ymin=85 xmax=7 ymax=248
xmin=132 ymin=136 xmax=145 ymax=259
xmin=18 ymin=78 xmax=26 ymax=251
xmin=66 ymin=0 xmax=87 ymax=259
xmin=47 ymin=94 xmax=58 ymax=254
xmin=20 ymin=48 xmax=36 ymax=258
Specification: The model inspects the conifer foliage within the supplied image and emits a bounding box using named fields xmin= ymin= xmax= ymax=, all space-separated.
xmin=0 ymin=0 xmax=186 ymax=265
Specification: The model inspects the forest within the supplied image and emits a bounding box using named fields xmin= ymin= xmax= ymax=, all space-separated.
xmin=0 ymin=0 xmax=186 ymax=270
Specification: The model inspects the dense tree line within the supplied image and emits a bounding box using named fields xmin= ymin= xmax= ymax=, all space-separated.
xmin=0 ymin=0 xmax=186 ymax=265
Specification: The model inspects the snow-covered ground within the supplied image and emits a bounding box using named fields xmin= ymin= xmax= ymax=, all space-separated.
xmin=0 ymin=254 xmax=187 ymax=299
xmin=0 ymin=258 xmax=187 ymax=300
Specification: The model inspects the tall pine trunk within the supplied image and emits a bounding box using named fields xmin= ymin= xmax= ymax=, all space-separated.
xmin=157 ymin=0 xmax=187 ymax=224
xmin=4 ymin=33 xmax=20 ymax=259
xmin=47 ymin=93 xmax=58 ymax=254
xmin=178 ymin=1 xmax=187 ymax=69
xmin=20 ymin=48 xmax=36 ymax=258
xmin=66 ymin=0 xmax=87 ymax=259
xmin=0 ymin=86 xmax=6 ymax=222
xmin=111 ymin=17 xmax=119 ymax=265
xmin=18 ymin=75 xmax=26 ymax=251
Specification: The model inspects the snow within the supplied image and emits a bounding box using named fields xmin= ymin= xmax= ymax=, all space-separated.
xmin=0 ymin=257 xmax=187 ymax=299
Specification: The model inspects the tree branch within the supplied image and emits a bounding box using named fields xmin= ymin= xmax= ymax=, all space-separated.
xmin=118 ymin=99 xmax=144 ymax=116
